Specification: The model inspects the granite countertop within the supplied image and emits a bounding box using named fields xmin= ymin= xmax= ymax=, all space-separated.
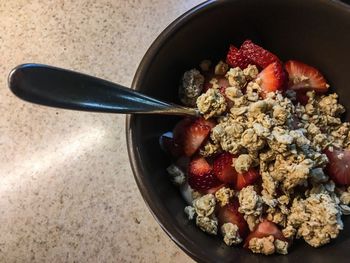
xmin=0 ymin=0 xmax=204 ymax=261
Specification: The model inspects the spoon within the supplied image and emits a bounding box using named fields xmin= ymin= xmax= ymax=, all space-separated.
xmin=8 ymin=63 xmax=199 ymax=116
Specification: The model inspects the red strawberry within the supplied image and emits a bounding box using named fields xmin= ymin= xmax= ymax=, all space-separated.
xmin=173 ymin=118 xmax=215 ymax=157
xmin=226 ymin=45 xmax=253 ymax=69
xmin=244 ymin=220 xmax=288 ymax=248
xmin=240 ymin=40 xmax=281 ymax=69
xmin=324 ymin=147 xmax=350 ymax=186
xmin=235 ymin=168 xmax=260 ymax=190
xmin=285 ymin=60 xmax=328 ymax=92
xmin=217 ymin=199 xmax=249 ymax=238
xmin=188 ymin=157 xmax=221 ymax=191
xmin=257 ymin=62 xmax=287 ymax=97
xmin=213 ymin=153 xmax=238 ymax=184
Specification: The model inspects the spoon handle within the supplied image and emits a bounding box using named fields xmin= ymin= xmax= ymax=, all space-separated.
xmin=8 ymin=63 xmax=199 ymax=116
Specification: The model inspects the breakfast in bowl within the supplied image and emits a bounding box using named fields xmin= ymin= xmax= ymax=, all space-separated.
xmin=160 ymin=40 xmax=350 ymax=255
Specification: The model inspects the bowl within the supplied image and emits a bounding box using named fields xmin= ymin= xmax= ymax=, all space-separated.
xmin=126 ymin=0 xmax=350 ymax=262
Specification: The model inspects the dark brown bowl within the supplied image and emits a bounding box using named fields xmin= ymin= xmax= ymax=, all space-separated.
xmin=126 ymin=0 xmax=350 ymax=262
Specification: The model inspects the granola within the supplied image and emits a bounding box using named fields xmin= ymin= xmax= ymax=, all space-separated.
xmin=164 ymin=40 xmax=350 ymax=255
xmin=221 ymin=223 xmax=242 ymax=245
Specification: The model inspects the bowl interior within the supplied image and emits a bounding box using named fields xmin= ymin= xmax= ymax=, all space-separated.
xmin=127 ymin=0 xmax=350 ymax=262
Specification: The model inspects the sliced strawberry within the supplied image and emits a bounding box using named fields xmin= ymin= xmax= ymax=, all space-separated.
xmin=244 ymin=220 xmax=288 ymax=248
xmin=213 ymin=153 xmax=238 ymax=184
xmin=217 ymin=199 xmax=249 ymax=238
xmin=285 ymin=60 xmax=328 ymax=92
xmin=240 ymin=40 xmax=281 ymax=69
xmin=324 ymin=147 xmax=350 ymax=186
xmin=235 ymin=168 xmax=260 ymax=191
xmin=188 ymin=157 xmax=221 ymax=191
xmin=226 ymin=44 xmax=253 ymax=69
xmin=173 ymin=118 xmax=214 ymax=157
xmin=258 ymin=62 xmax=287 ymax=97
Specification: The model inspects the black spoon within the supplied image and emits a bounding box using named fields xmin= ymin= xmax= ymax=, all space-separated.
xmin=8 ymin=63 xmax=199 ymax=116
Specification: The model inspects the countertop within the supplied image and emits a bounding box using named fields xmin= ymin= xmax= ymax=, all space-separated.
xmin=0 ymin=0 xmax=204 ymax=262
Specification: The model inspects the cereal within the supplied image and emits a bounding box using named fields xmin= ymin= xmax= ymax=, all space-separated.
xmin=166 ymin=164 xmax=186 ymax=186
xmin=179 ymin=69 xmax=204 ymax=107
xmin=225 ymin=67 xmax=246 ymax=88
xmin=215 ymin=187 xmax=235 ymax=207
xmin=238 ymin=186 xmax=263 ymax=216
xmin=196 ymin=88 xmax=227 ymax=119
xmin=214 ymin=60 xmax=229 ymax=75
xmin=196 ymin=215 xmax=218 ymax=235
xmin=234 ymin=154 xmax=253 ymax=173
xmin=285 ymin=193 xmax=343 ymax=247
xmin=184 ymin=206 xmax=196 ymax=220
xmin=221 ymin=223 xmax=242 ymax=245
xmin=170 ymin=41 xmax=350 ymax=255
xmin=193 ymin=194 xmax=216 ymax=217
xmin=248 ymin=235 xmax=276 ymax=255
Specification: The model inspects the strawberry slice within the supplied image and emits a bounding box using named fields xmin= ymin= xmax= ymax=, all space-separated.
xmin=188 ymin=157 xmax=221 ymax=191
xmin=173 ymin=118 xmax=215 ymax=157
xmin=244 ymin=220 xmax=288 ymax=248
xmin=217 ymin=199 xmax=249 ymax=238
xmin=240 ymin=40 xmax=281 ymax=69
xmin=235 ymin=168 xmax=260 ymax=191
xmin=226 ymin=45 xmax=253 ymax=69
xmin=324 ymin=147 xmax=350 ymax=186
xmin=285 ymin=60 xmax=328 ymax=92
xmin=257 ymin=62 xmax=287 ymax=97
xmin=213 ymin=153 xmax=238 ymax=184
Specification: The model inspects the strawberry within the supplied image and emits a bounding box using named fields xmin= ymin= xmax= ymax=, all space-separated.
xmin=173 ymin=118 xmax=215 ymax=157
xmin=240 ymin=40 xmax=281 ymax=69
xmin=235 ymin=168 xmax=260 ymax=191
xmin=188 ymin=157 xmax=221 ymax=191
xmin=217 ymin=199 xmax=249 ymax=238
xmin=213 ymin=153 xmax=238 ymax=184
xmin=226 ymin=45 xmax=253 ymax=69
xmin=257 ymin=62 xmax=287 ymax=97
xmin=244 ymin=220 xmax=288 ymax=248
xmin=285 ymin=60 xmax=328 ymax=92
xmin=324 ymin=147 xmax=350 ymax=186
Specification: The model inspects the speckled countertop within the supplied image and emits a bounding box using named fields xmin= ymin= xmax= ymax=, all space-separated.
xmin=0 ymin=1 xmax=204 ymax=262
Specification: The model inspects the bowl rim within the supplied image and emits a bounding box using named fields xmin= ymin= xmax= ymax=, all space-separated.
xmin=125 ymin=0 xmax=350 ymax=261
